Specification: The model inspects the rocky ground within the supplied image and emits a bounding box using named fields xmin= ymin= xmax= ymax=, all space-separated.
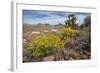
xmin=23 ymin=38 xmax=91 ymax=62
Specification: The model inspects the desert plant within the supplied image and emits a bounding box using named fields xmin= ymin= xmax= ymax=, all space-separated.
xmin=65 ymin=14 xmax=78 ymax=29
xmin=26 ymin=34 xmax=64 ymax=58
xmin=60 ymin=27 xmax=76 ymax=40
xmin=79 ymin=27 xmax=91 ymax=51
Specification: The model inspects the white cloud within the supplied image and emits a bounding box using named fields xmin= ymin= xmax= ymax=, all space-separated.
xmin=30 ymin=15 xmax=66 ymax=25
xmin=23 ymin=10 xmax=90 ymax=25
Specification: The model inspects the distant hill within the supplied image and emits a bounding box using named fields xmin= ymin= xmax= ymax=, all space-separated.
xmin=23 ymin=23 xmax=64 ymax=33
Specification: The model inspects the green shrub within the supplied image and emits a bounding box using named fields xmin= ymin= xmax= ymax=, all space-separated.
xmin=80 ymin=27 xmax=91 ymax=51
xmin=60 ymin=27 xmax=76 ymax=40
xmin=26 ymin=34 xmax=64 ymax=58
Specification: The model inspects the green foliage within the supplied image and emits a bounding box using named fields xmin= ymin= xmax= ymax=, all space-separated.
xmin=60 ymin=27 xmax=76 ymax=40
xmin=65 ymin=14 xmax=78 ymax=29
xmin=80 ymin=16 xmax=91 ymax=28
xmin=80 ymin=27 xmax=91 ymax=51
xmin=26 ymin=34 xmax=64 ymax=58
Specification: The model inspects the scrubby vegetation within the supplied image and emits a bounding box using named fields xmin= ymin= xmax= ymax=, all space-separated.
xmin=23 ymin=13 xmax=91 ymax=62
xmin=27 ymin=34 xmax=64 ymax=58
xmin=60 ymin=27 xmax=76 ymax=40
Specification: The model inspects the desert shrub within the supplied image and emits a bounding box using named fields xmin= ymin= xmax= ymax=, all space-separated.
xmin=60 ymin=27 xmax=76 ymax=40
xmin=26 ymin=34 xmax=64 ymax=58
xmin=80 ymin=27 xmax=91 ymax=51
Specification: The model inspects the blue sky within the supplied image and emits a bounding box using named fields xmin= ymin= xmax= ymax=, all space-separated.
xmin=23 ymin=10 xmax=91 ymax=25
